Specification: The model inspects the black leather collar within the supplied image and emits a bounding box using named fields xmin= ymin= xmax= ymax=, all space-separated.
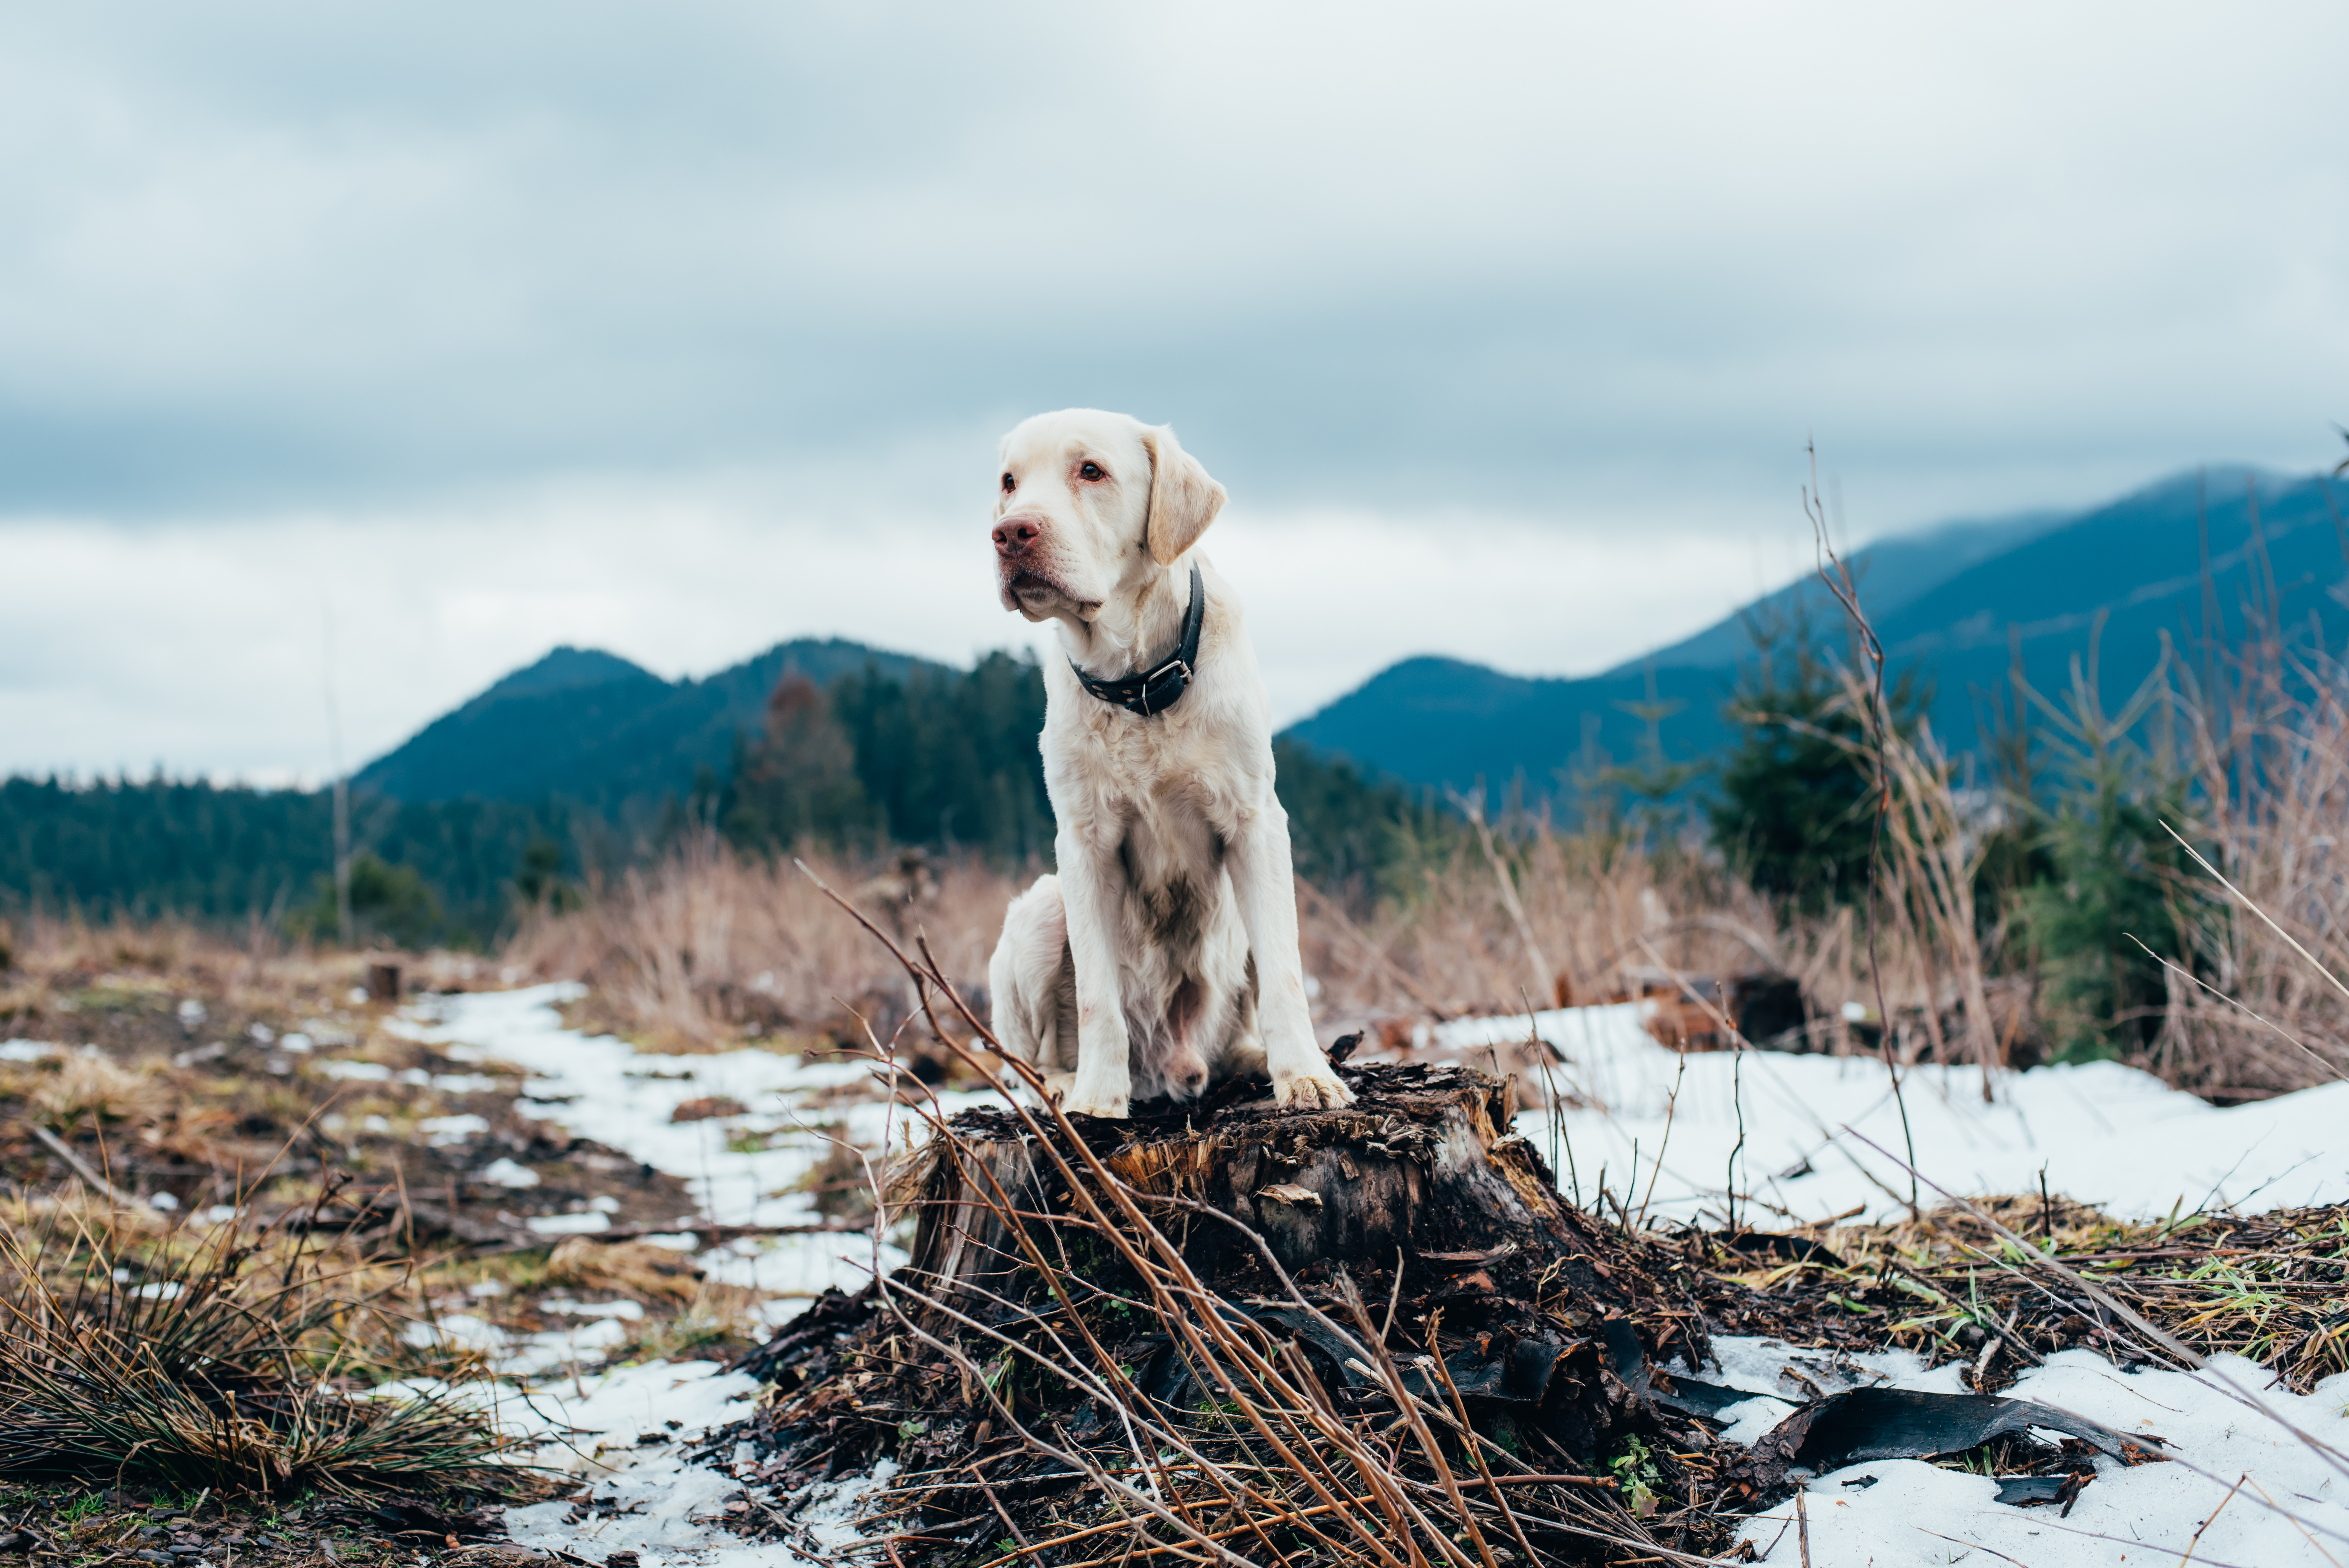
xmin=1071 ymin=562 xmax=1205 ymax=716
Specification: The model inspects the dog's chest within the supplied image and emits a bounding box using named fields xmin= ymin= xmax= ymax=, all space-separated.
xmin=1111 ymin=791 xmax=1228 ymax=955
xmin=1056 ymin=701 xmax=1237 ymax=818
xmin=1050 ymin=706 xmax=1240 ymax=923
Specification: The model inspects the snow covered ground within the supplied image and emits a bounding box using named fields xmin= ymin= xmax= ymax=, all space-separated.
xmin=395 ymin=984 xmax=993 ymax=1297
xmin=1445 ymin=1000 xmax=2349 ymax=1226
xmin=375 ymin=985 xmax=961 ymax=1564
xmin=411 ymin=985 xmax=2349 ymax=1567
xmin=1720 ymin=1339 xmax=2349 ymax=1566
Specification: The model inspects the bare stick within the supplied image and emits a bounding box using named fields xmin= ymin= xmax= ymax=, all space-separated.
xmin=1450 ymin=785 xmax=1553 ymax=1006
xmin=2161 ymin=821 xmax=2349 ymax=1018
xmin=1805 ymin=437 xmax=1919 ymax=1212
xmin=30 ymin=1124 xmax=141 ymax=1207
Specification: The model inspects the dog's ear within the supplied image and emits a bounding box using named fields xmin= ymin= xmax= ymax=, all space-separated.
xmin=1141 ymin=424 xmax=1226 ymax=566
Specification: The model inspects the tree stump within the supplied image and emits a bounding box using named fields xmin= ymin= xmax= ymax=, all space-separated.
xmin=898 ymin=1060 xmax=1710 ymax=1461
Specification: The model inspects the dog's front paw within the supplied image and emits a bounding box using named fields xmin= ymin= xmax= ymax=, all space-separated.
xmin=1055 ymin=1070 xmax=1130 ymax=1119
xmin=1272 ymin=1062 xmax=1354 ymax=1110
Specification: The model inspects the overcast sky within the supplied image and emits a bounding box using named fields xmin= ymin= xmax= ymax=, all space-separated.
xmin=6 ymin=2 xmax=2346 ymax=782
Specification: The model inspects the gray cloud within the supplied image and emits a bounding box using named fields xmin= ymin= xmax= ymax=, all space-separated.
xmin=4 ymin=2 xmax=2347 ymax=773
xmin=7 ymin=2 xmax=2344 ymax=514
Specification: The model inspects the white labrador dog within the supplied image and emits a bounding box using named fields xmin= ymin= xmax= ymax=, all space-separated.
xmin=984 ymin=408 xmax=1354 ymax=1119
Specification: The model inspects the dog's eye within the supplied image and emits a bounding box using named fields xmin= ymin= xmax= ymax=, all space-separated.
xmin=1079 ymin=461 xmax=1105 ymax=481
xmin=1000 ymin=472 xmax=1015 ymax=494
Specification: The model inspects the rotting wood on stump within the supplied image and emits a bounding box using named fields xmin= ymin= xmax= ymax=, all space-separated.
xmin=896 ymin=1060 xmax=1712 ymax=1462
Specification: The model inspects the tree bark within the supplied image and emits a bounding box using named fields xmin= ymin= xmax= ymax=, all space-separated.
xmin=899 ymin=1061 xmax=1710 ymax=1460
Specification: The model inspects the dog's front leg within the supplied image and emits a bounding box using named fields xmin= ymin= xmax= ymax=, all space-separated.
xmin=1053 ymin=829 xmax=1134 ymax=1118
xmin=1227 ymin=800 xmax=1354 ymax=1110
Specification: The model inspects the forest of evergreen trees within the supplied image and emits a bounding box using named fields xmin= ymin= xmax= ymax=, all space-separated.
xmin=0 ymin=775 xmax=599 ymax=946
xmin=1 ymin=653 xmax=1440 ymax=946
xmin=722 ymin=652 xmax=1443 ymax=897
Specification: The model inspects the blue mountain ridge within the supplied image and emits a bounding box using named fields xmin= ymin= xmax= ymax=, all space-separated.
xmin=355 ymin=637 xmax=943 ymax=813
xmin=357 ymin=463 xmax=2347 ymax=816
xmin=1283 ymin=466 xmax=2343 ymax=797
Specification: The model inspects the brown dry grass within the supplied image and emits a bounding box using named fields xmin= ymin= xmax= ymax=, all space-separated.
xmin=541 ymin=1236 xmax=706 ymax=1304
xmin=512 ymin=797 xmax=2007 ymax=1081
xmin=501 ymin=831 xmax=1021 ymax=1051
xmin=0 ymin=912 xmax=506 ymax=1035
xmin=27 ymin=1051 xmax=176 ymax=1131
xmin=2150 ymin=636 xmax=2349 ymax=1098
xmin=0 ymin=1188 xmax=514 ymax=1497
xmin=1302 ymin=778 xmax=2000 ymax=1071
xmin=1698 ymin=1194 xmax=2349 ymax=1395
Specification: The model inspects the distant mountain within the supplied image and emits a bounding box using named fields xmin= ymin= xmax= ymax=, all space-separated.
xmin=356 ymin=637 xmax=942 ymax=815
xmin=1285 ymin=466 xmax=2343 ymax=796
xmin=1613 ymin=507 xmax=2069 ymax=674
xmin=474 ymin=645 xmax=656 ymax=702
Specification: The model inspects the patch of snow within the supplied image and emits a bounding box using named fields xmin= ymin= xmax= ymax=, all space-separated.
xmin=133 ymin=1281 xmax=183 ymax=1300
xmin=433 ymin=1073 xmax=500 ymax=1093
xmin=405 ymin=1313 xmax=508 ymax=1354
xmin=485 ymin=1360 xmax=786 ymax=1563
xmin=400 ymin=1312 xmax=635 ymax=1377
xmin=543 ymin=1299 xmax=646 ymax=1321
xmin=499 ymin=1317 xmax=633 ymax=1376
xmin=382 ymin=984 xmax=1285 ymax=1561
xmin=401 ymin=984 xmax=987 ymax=1297
xmin=481 ymin=1158 xmax=540 ymax=1189
xmin=1461 ymin=1002 xmax=2349 ymax=1223
xmin=791 ymin=1458 xmax=903 ymax=1562
xmin=0 ymin=1039 xmax=62 ymax=1061
xmin=528 ymin=1211 xmax=610 ymax=1235
xmin=1739 ymin=1351 xmax=2349 ymax=1565
xmin=278 ymin=1031 xmax=314 ymax=1053
xmin=421 ymin=1113 xmax=490 ymax=1146
xmin=318 ymin=1060 xmax=392 ymax=1082
xmin=499 ymin=1368 xmax=896 ymax=1568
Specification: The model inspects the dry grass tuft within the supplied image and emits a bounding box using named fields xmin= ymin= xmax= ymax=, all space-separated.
xmin=29 ymin=1051 xmax=175 ymax=1132
xmin=541 ymin=1237 xmax=704 ymax=1304
xmin=1693 ymin=1195 xmax=2349 ymax=1395
xmin=0 ymin=1205 xmax=517 ymax=1497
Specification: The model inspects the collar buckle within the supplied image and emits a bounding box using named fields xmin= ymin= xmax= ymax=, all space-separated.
xmin=1071 ymin=561 xmax=1207 ymax=719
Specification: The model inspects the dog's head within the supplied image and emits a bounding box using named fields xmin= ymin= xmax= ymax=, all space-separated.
xmin=991 ymin=409 xmax=1226 ymax=622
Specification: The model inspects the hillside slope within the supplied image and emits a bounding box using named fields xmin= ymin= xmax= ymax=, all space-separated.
xmin=356 ymin=638 xmax=941 ymax=813
xmin=1614 ymin=506 xmax=2067 ymax=674
xmin=1287 ymin=466 xmax=2341 ymax=795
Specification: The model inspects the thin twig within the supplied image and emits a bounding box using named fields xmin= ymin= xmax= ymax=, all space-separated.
xmin=30 ymin=1124 xmax=141 ymax=1207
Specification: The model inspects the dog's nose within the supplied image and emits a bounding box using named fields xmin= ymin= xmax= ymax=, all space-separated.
xmin=993 ymin=516 xmax=1041 ymax=555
